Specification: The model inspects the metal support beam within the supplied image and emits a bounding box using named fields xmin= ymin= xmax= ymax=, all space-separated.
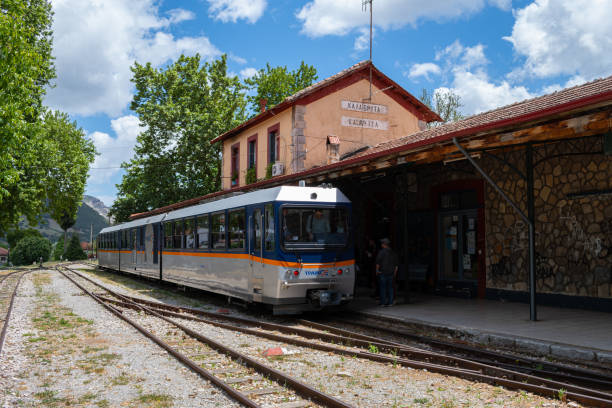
xmin=526 ymin=144 xmax=537 ymax=321
xmin=452 ymin=138 xmax=537 ymax=321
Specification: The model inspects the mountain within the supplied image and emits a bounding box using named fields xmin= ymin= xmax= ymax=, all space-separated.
xmin=15 ymin=199 xmax=110 ymax=244
xmin=83 ymin=195 xmax=111 ymax=222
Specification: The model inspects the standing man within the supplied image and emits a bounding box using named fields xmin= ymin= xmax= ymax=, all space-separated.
xmin=376 ymin=238 xmax=398 ymax=307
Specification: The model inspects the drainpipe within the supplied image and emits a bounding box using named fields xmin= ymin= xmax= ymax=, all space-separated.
xmin=452 ymin=138 xmax=537 ymax=321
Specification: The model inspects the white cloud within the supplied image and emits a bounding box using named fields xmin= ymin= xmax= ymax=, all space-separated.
xmin=296 ymin=0 xmax=509 ymax=38
xmin=46 ymin=1 xmax=220 ymax=117
xmin=353 ymin=27 xmax=370 ymax=52
xmin=407 ymin=63 xmax=441 ymax=81
xmin=88 ymin=115 xmax=142 ymax=185
xmin=207 ymin=0 xmax=267 ymax=23
xmin=505 ymin=0 xmax=612 ymax=80
xmin=239 ymin=67 xmax=258 ymax=79
xmin=412 ymin=40 xmax=531 ymax=115
xmin=448 ymin=70 xmax=531 ymax=114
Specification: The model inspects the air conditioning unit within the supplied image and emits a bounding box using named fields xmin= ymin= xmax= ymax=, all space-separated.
xmin=272 ymin=162 xmax=285 ymax=177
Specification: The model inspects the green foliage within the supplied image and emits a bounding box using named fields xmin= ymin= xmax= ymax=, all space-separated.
xmin=265 ymin=163 xmax=273 ymax=179
xmin=6 ymin=228 xmax=42 ymax=248
xmin=245 ymin=167 xmax=256 ymax=184
xmin=64 ymin=234 xmax=86 ymax=261
xmin=52 ymin=237 xmax=64 ymax=261
xmin=111 ymin=54 xmax=247 ymax=221
xmin=0 ymin=0 xmax=55 ymax=234
xmin=244 ymin=61 xmax=318 ymax=115
xmin=0 ymin=2 xmax=96 ymax=237
xmin=10 ymin=236 xmax=51 ymax=265
xmin=420 ymin=88 xmax=464 ymax=127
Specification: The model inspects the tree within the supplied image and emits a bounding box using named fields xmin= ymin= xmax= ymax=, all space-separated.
xmin=420 ymin=88 xmax=464 ymax=127
xmin=244 ymin=61 xmax=318 ymax=115
xmin=0 ymin=0 xmax=55 ymax=234
xmin=10 ymin=235 xmax=51 ymax=265
xmin=52 ymin=236 xmax=64 ymax=261
xmin=64 ymin=234 xmax=86 ymax=261
xmin=41 ymin=110 xmax=96 ymax=251
xmin=111 ymin=54 xmax=247 ymax=219
xmin=6 ymin=228 xmax=42 ymax=249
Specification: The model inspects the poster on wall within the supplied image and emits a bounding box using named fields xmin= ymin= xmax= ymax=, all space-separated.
xmin=463 ymin=254 xmax=472 ymax=270
xmin=466 ymin=230 xmax=476 ymax=255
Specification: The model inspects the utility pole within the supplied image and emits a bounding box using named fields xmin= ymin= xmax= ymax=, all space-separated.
xmin=362 ymin=0 xmax=373 ymax=101
xmin=90 ymin=223 xmax=93 ymax=257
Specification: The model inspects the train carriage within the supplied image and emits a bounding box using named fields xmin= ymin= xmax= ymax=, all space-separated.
xmin=97 ymin=186 xmax=355 ymax=314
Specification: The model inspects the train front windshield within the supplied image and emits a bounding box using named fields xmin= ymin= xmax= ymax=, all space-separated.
xmin=281 ymin=207 xmax=349 ymax=249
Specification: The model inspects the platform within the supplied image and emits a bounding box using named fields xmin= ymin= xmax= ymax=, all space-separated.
xmin=345 ymin=292 xmax=612 ymax=364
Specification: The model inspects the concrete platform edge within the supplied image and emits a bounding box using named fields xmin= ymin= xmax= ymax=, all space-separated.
xmin=352 ymin=310 xmax=611 ymax=364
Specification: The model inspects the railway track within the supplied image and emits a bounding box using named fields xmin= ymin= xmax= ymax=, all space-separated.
xmin=64 ymin=265 xmax=612 ymax=408
xmin=310 ymin=316 xmax=612 ymax=387
xmin=57 ymin=265 xmax=353 ymax=408
xmin=0 ymin=269 xmax=34 ymax=354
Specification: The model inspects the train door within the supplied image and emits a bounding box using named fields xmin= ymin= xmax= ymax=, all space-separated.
xmin=131 ymin=228 xmax=137 ymax=266
xmin=249 ymin=205 xmax=265 ymax=302
xmin=153 ymin=223 xmax=159 ymax=265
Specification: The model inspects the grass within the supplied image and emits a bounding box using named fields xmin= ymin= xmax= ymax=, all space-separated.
xmin=136 ymin=393 xmax=173 ymax=408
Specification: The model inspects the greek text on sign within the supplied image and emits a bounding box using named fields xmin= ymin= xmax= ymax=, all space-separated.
xmin=341 ymin=116 xmax=388 ymax=130
xmin=341 ymin=100 xmax=388 ymax=114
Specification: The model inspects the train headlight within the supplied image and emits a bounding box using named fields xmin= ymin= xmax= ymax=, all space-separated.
xmin=337 ymin=269 xmax=343 ymax=275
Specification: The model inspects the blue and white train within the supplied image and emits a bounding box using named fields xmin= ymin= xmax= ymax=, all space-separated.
xmin=97 ymin=186 xmax=355 ymax=314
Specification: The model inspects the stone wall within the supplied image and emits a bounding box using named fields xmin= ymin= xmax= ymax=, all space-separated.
xmin=484 ymin=137 xmax=612 ymax=298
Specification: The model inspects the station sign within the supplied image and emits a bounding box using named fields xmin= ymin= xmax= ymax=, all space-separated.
xmin=341 ymin=116 xmax=388 ymax=130
xmin=341 ymin=100 xmax=388 ymax=115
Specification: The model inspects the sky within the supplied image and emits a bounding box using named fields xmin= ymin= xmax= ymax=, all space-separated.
xmin=44 ymin=0 xmax=612 ymax=207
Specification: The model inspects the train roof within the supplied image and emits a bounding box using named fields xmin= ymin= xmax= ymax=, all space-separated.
xmin=98 ymin=186 xmax=350 ymax=234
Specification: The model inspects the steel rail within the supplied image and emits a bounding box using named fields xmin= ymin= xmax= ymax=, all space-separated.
xmin=297 ymin=318 xmax=612 ymax=389
xmin=324 ymin=316 xmax=612 ymax=382
xmin=97 ymin=294 xmax=612 ymax=407
xmin=0 ymin=270 xmax=40 ymax=355
xmin=56 ymin=266 xmax=261 ymax=408
xmin=71 ymin=266 xmax=612 ymax=407
xmin=59 ymin=265 xmax=352 ymax=408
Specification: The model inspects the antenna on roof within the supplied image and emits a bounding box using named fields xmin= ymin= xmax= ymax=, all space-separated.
xmin=362 ymin=0 xmax=373 ymax=101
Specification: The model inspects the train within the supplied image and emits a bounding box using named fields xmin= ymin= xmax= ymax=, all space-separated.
xmin=97 ymin=186 xmax=355 ymax=314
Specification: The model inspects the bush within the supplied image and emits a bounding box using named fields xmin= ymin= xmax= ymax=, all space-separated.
xmin=246 ymin=167 xmax=256 ymax=184
xmin=11 ymin=236 xmax=51 ymax=265
xmin=265 ymin=162 xmax=273 ymax=179
xmin=65 ymin=234 xmax=87 ymax=261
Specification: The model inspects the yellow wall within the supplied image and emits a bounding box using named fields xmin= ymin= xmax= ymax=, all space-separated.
xmin=221 ymin=78 xmax=423 ymax=190
xmin=222 ymin=109 xmax=292 ymax=190
xmin=302 ymin=79 xmax=421 ymax=169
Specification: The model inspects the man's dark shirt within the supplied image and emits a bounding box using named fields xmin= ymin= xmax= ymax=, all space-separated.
xmin=376 ymin=247 xmax=398 ymax=276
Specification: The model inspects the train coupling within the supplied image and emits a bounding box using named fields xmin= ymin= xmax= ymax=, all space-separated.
xmin=308 ymin=289 xmax=341 ymax=307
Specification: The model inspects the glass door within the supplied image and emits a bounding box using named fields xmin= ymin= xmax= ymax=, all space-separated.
xmin=439 ymin=210 xmax=478 ymax=281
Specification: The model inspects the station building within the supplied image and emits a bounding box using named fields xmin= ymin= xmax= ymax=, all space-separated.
xmin=134 ymin=61 xmax=612 ymax=317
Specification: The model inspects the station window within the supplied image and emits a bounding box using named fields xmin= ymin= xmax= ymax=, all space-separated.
xmin=231 ymin=142 xmax=240 ymax=187
xmin=268 ymin=124 xmax=280 ymax=164
xmin=184 ymin=218 xmax=195 ymax=249
xmin=264 ymin=204 xmax=275 ymax=251
xmin=173 ymin=220 xmax=183 ymax=249
xmin=196 ymin=215 xmax=209 ymax=249
xmin=228 ymin=209 xmax=245 ymax=249
xmin=247 ymin=134 xmax=257 ymax=176
xmin=164 ymin=223 xmax=173 ymax=249
xmin=211 ymin=212 xmax=226 ymax=249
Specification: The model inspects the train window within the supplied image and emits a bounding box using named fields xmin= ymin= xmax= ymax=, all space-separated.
xmin=173 ymin=220 xmax=183 ymax=249
xmin=184 ymin=218 xmax=195 ymax=249
xmin=164 ymin=223 xmax=173 ymax=249
xmin=253 ymin=209 xmax=262 ymax=251
xmin=228 ymin=209 xmax=245 ymax=249
xmin=196 ymin=215 xmax=209 ymax=249
xmin=281 ymin=206 xmax=349 ymax=249
xmin=121 ymin=230 xmax=126 ymax=249
xmin=211 ymin=212 xmax=226 ymax=249
xmin=131 ymin=229 xmax=136 ymax=250
xmin=264 ymin=204 xmax=275 ymax=251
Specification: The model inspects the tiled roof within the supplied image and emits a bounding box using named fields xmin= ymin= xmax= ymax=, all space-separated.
xmin=351 ymin=74 xmax=612 ymax=160
xmin=0 ymin=247 xmax=8 ymax=255
xmin=211 ymin=60 xmax=441 ymax=143
xmin=131 ymin=73 xmax=612 ymax=220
